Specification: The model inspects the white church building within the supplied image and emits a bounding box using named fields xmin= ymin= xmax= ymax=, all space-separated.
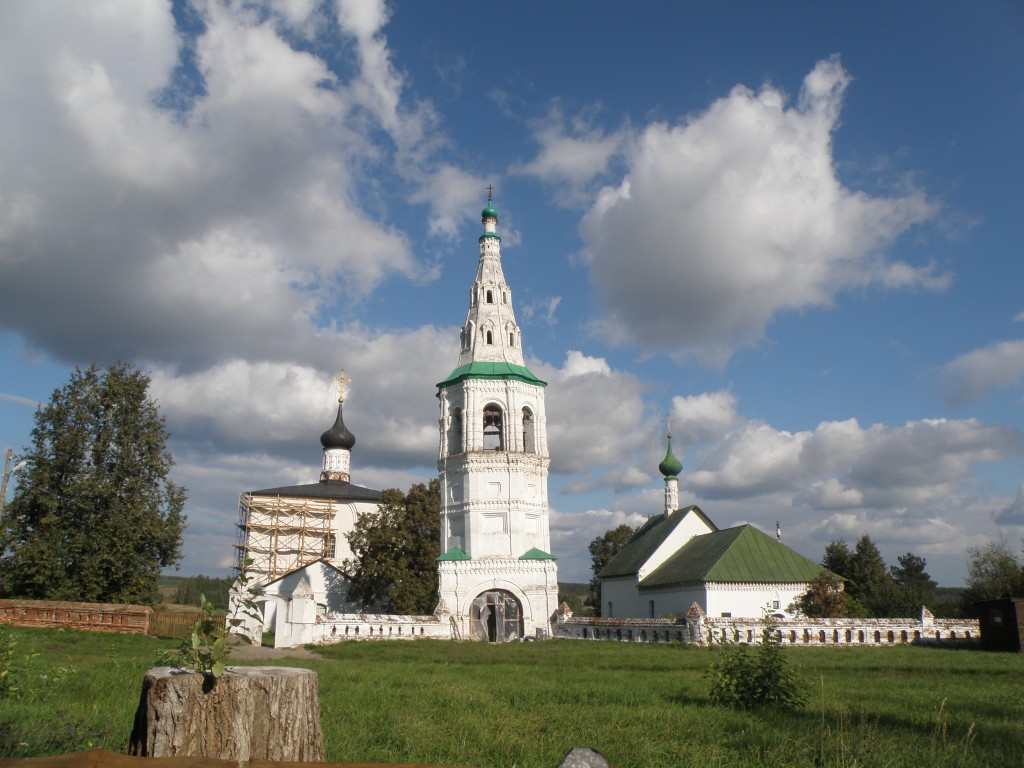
xmin=598 ymin=430 xmax=826 ymax=619
xmin=231 ymin=387 xmax=381 ymax=627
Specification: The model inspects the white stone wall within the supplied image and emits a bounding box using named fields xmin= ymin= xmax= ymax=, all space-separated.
xmin=275 ymin=608 xmax=451 ymax=647
xmin=438 ymin=377 xmax=550 ymax=559
xmin=599 ymin=576 xmax=646 ymax=619
xmin=438 ymin=558 xmax=559 ymax=639
xmin=552 ymin=609 xmax=980 ymax=647
xmin=704 ymin=582 xmax=809 ymax=618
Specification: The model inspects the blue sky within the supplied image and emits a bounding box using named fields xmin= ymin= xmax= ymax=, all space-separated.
xmin=1 ymin=0 xmax=1023 ymax=586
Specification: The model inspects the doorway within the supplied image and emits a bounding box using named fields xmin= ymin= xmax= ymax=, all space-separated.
xmin=469 ymin=590 xmax=523 ymax=642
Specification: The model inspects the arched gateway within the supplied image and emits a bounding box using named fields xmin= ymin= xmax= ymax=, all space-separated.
xmin=469 ymin=590 xmax=523 ymax=642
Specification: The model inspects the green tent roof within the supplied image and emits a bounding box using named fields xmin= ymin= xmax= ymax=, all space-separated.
xmin=598 ymin=506 xmax=715 ymax=579
xmin=436 ymin=546 xmax=471 ymax=562
xmin=437 ymin=361 xmax=547 ymax=389
xmin=640 ymin=525 xmax=826 ymax=588
xmin=519 ymin=547 xmax=557 ymax=560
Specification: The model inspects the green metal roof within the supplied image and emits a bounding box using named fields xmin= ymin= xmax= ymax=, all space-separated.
xmin=598 ymin=506 xmax=715 ymax=579
xmin=437 ymin=361 xmax=547 ymax=389
xmin=436 ymin=546 xmax=471 ymax=562
xmin=519 ymin=547 xmax=557 ymax=560
xmin=640 ymin=525 xmax=826 ymax=588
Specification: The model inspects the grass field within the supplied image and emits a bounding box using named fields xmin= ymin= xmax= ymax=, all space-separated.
xmin=1 ymin=626 xmax=1021 ymax=766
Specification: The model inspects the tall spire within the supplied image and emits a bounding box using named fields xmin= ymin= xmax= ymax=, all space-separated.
xmin=454 ymin=192 xmax=526 ymax=368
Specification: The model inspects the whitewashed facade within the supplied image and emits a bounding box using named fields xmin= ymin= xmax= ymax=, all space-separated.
xmin=435 ymin=197 xmax=559 ymax=640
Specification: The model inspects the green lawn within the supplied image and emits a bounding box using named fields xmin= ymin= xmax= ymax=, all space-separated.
xmin=2 ymin=626 xmax=1022 ymax=767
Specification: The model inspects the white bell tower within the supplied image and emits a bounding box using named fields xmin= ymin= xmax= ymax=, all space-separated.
xmin=436 ymin=193 xmax=559 ymax=641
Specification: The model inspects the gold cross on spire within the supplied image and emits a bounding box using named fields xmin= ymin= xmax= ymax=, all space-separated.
xmin=666 ymin=413 xmax=672 ymax=439
xmin=332 ymin=369 xmax=352 ymax=403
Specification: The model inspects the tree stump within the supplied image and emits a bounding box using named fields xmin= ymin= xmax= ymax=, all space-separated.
xmin=128 ymin=666 xmax=325 ymax=761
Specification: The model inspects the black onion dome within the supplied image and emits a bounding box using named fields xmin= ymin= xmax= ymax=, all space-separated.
xmin=320 ymin=402 xmax=356 ymax=450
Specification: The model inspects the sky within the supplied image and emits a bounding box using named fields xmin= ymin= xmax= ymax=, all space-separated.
xmin=1 ymin=0 xmax=1023 ymax=587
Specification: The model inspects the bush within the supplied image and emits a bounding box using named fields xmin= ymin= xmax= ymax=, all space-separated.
xmin=707 ymin=617 xmax=804 ymax=710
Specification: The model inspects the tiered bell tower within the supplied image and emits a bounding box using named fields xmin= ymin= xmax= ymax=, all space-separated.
xmin=436 ymin=194 xmax=559 ymax=641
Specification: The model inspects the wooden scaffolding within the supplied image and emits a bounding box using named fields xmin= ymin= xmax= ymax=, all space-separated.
xmin=234 ymin=492 xmax=340 ymax=583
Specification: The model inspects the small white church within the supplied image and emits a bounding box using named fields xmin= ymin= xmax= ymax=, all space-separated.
xmin=598 ymin=430 xmax=826 ymax=619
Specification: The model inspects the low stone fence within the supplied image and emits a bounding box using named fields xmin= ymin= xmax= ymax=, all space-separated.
xmin=273 ymin=606 xmax=453 ymax=648
xmin=552 ymin=606 xmax=979 ymax=647
xmin=0 ymin=599 xmax=152 ymax=634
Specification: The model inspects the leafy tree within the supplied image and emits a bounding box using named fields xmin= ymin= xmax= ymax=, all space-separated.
xmin=797 ymin=571 xmax=850 ymax=618
xmin=821 ymin=539 xmax=854 ymax=579
xmin=819 ymin=535 xmax=905 ymax=617
xmin=963 ymin=539 xmax=1024 ymax=608
xmin=890 ymin=552 xmax=937 ymax=615
xmin=850 ymin=535 xmax=901 ymax=617
xmin=587 ymin=523 xmax=636 ymax=616
xmin=0 ymin=363 xmax=186 ymax=605
xmin=344 ymin=479 xmax=440 ymax=614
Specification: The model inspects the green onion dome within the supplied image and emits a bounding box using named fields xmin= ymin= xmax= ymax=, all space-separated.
xmin=659 ymin=435 xmax=682 ymax=478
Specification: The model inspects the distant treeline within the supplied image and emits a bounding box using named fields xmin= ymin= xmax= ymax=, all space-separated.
xmin=557 ymin=582 xmax=592 ymax=616
xmin=161 ymin=574 xmax=234 ymax=610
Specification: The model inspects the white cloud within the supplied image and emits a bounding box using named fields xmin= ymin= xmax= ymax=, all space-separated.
xmin=941 ymin=339 xmax=1024 ymax=406
xmin=578 ymin=56 xmax=944 ymax=367
xmin=669 ymin=390 xmax=742 ymax=446
xmin=520 ymin=296 xmax=562 ymax=326
xmin=995 ymin=483 xmax=1024 ymax=526
xmin=686 ymin=414 xmax=1017 ymax=507
xmin=150 ymin=324 xmax=455 ymax=468
xmin=511 ymin=102 xmax=628 ymax=204
xmin=559 ymin=350 xmax=611 ymax=378
xmin=407 ymin=165 xmax=488 ymax=239
xmin=537 ymin=352 xmax=653 ymax=478
xmin=0 ymin=0 xmax=437 ymax=368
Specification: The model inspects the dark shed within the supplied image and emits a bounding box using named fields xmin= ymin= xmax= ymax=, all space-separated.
xmin=975 ymin=598 xmax=1024 ymax=652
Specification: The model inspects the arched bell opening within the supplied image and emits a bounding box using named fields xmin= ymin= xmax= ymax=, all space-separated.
xmin=483 ymin=404 xmax=503 ymax=450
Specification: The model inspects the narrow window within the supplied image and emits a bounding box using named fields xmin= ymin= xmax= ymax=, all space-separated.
xmin=649 ymin=600 xmax=655 ymax=618
xmin=607 ymin=602 xmax=613 ymax=618
xmin=503 ymin=291 xmax=507 ymax=303
xmin=448 ymin=408 xmax=463 ymax=455
xmin=483 ymin=404 xmax=503 ymax=450
xmin=486 ymin=289 xmax=493 ymax=303
xmin=324 ymin=533 xmax=336 ymax=559
xmin=509 ymin=332 xmax=515 ymax=346
xmin=486 ymin=330 xmax=493 ymax=345
xmin=522 ymin=408 xmax=535 ymax=453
